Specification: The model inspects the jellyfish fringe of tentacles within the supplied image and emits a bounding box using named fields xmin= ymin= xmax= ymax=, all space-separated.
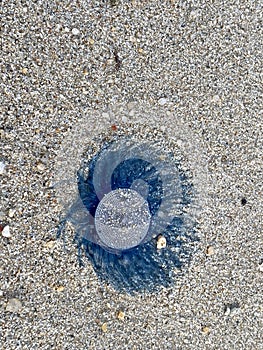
xmin=57 ymin=124 xmax=200 ymax=294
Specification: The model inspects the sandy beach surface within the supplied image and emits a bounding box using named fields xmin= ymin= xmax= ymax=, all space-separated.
xmin=1 ymin=1 xmax=262 ymax=349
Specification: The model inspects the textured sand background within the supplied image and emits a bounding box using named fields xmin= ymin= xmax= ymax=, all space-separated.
xmin=1 ymin=1 xmax=262 ymax=349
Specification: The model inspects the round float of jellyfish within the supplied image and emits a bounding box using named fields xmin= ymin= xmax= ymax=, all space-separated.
xmin=57 ymin=123 xmax=200 ymax=293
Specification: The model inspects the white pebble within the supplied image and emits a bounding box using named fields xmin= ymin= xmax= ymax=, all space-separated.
xmin=2 ymin=225 xmax=11 ymax=238
xmin=8 ymin=209 xmax=15 ymax=218
xmin=55 ymin=24 xmax=62 ymax=32
xmin=6 ymin=298 xmax=22 ymax=312
xmin=224 ymin=306 xmax=231 ymax=316
xmin=44 ymin=240 xmax=56 ymax=249
xmin=102 ymin=112 xmax=110 ymax=120
xmin=72 ymin=28 xmax=80 ymax=35
xmin=211 ymin=95 xmax=221 ymax=105
xmin=122 ymin=116 xmax=128 ymax=123
xmin=128 ymin=109 xmax=135 ymax=117
xmin=158 ymin=98 xmax=168 ymax=106
xmin=37 ymin=162 xmax=45 ymax=171
xmin=157 ymin=235 xmax=167 ymax=249
xmin=0 ymin=161 xmax=6 ymax=175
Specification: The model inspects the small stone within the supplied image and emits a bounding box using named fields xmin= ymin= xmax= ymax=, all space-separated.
xmin=21 ymin=67 xmax=28 ymax=74
xmin=206 ymin=246 xmax=215 ymax=256
xmin=101 ymin=323 xmax=107 ymax=332
xmin=158 ymin=98 xmax=168 ymax=106
xmin=6 ymin=298 xmax=22 ymax=312
xmin=224 ymin=302 xmax=240 ymax=316
xmin=117 ymin=310 xmax=125 ymax=321
xmin=259 ymin=263 xmax=263 ymax=272
xmin=128 ymin=109 xmax=135 ymax=117
xmin=8 ymin=209 xmax=15 ymax=218
xmin=224 ymin=306 xmax=231 ymax=316
xmin=111 ymin=124 xmax=118 ymax=131
xmin=122 ymin=116 xmax=128 ymax=123
xmin=55 ymin=286 xmax=65 ymax=292
xmin=55 ymin=24 xmax=62 ymax=32
xmin=2 ymin=225 xmax=11 ymax=238
xmin=44 ymin=240 xmax=56 ymax=249
xmin=72 ymin=28 xmax=80 ymax=35
xmin=157 ymin=235 xmax=166 ymax=249
xmin=241 ymin=197 xmax=247 ymax=206
xmin=37 ymin=162 xmax=46 ymax=171
xmin=47 ymin=256 xmax=54 ymax=264
xmin=102 ymin=112 xmax=110 ymax=120
xmin=202 ymin=326 xmax=210 ymax=334
xmin=88 ymin=37 xmax=95 ymax=45
xmin=211 ymin=95 xmax=221 ymax=105
xmin=0 ymin=161 xmax=6 ymax=175
xmin=189 ymin=9 xmax=199 ymax=20
xmin=138 ymin=47 xmax=144 ymax=54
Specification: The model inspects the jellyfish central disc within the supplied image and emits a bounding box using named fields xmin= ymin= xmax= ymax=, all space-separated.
xmin=95 ymin=188 xmax=151 ymax=251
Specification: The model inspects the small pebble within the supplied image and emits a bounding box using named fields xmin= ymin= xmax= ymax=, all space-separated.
xmin=101 ymin=323 xmax=107 ymax=333
xmin=55 ymin=286 xmax=65 ymax=292
xmin=2 ymin=225 xmax=11 ymax=238
xmin=102 ymin=112 xmax=110 ymax=120
xmin=6 ymin=298 xmax=22 ymax=312
xmin=224 ymin=306 xmax=231 ymax=316
xmin=128 ymin=109 xmax=135 ymax=117
xmin=117 ymin=310 xmax=125 ymax=321
xmin=158 ymin=98 xmax=168 ymax=106
xmin=72 ymin=28 xmax=80 ymax=35
xmin=47 ymin=256 xmax=54 ymax=264
xmin=88 ymin=37 xmax=95 ymax=45
xmin=44 ymin=240 xmax=56 ymax=249
xmin=55 ymin=24 xmax=62 ymax=32
xmin=111 ymin=124 xmax=118 ymax=131
xmin=224 ymin=302 xmax=240 ymax=316
xmin=201 ymin=326 xmax=210 ymax=334
xmin=37 ymin=162 xmax=46 ymax=171
xmin=8 ymin=209 xmax=15 ymax=218
xmin=211 ymin=95 xmax=221 ymax=105
xmin=241 ymin=197 xmax=247 ymax=206
xmin=157 ymin=235 xmax=166 ymax=249
xmin=0 ymin=161 xmax=6 ymax=175
xmin=206 ymin=246 xmax=215 ymax=256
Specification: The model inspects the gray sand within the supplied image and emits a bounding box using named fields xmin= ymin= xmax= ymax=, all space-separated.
xmin=1 ymin=1 xmax=262 ymax=349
